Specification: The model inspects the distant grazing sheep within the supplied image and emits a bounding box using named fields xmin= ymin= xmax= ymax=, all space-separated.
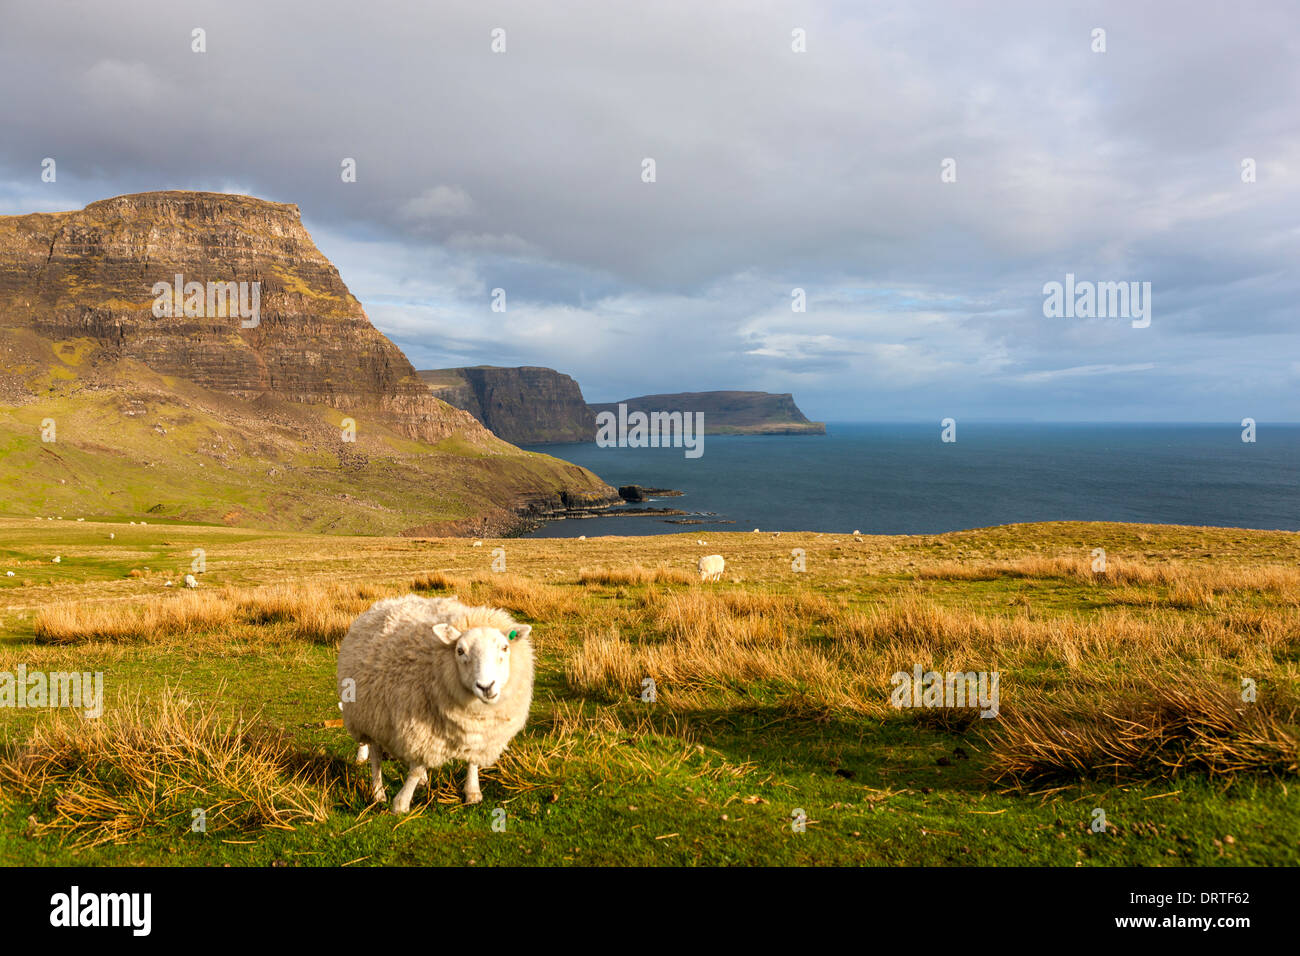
xmin=472 ymin=541 xmax=483 ymax=548
xmin=51 ymin=557 xmax=60 ymax=564
xmin=578 ymin=535 xmax=586 ymax=540
xmin=184 ymin=574 xmax=198 ymax=588
xmin=338 ymin=595 xmax=535 ymax=812
xmin=697 ymin=554 xmax=725 ymax=582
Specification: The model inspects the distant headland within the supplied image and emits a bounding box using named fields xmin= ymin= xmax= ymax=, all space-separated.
xmin=420 ymin=365 xmax=825 ymax=443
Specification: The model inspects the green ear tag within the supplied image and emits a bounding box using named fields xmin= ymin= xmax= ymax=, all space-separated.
xmin=508 ymin=629 xmax=518 ymax=641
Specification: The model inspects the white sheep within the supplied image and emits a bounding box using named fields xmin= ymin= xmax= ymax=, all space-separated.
xmin=578 ymin=535 xmax=586 ymax=540
xmin=184 ymin=574 xmax=198 ymax=588
xmin=337 ymin=595 xmax=535 ymax=813
xmin=472 ymin=541 xmax=483 ymax=548
xmin=52 ymin=556 xmax=61 ymax=564
xmin=697 ymin=554 xmax=725 ymax=582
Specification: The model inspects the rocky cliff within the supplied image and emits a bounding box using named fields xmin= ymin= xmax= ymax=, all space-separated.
xmin=0 ymin=191 xmax=493 ymax=444
xmin=0 ymin=191 xmax=617 ymax=533
xmin=419 ymin=366 xmax=595 ymax=444
xmin=589 ymin=391 xmax=826 ymax=435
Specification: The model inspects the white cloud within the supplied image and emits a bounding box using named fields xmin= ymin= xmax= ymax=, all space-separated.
xmin=1013 ymin=363 xmax=1158 ymax=384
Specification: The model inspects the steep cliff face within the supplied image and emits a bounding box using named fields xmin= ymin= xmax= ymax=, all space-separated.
xmin=589 ymin=391 xmax=826 ymax=435
xmin=419 ymin=366 xmax=596 ymax=444
xmin=0 ymin=191 xmax=492 ymax=445
xmin=0 ymin=192 xmax=617 ymax=533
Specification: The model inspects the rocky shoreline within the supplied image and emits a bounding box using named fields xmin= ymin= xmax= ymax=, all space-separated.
xmin=400 ymin=482 xmax=701 ymax=536
xmin=505 ymin=483 xmax=698 ymax=533
xmin=617 ymin=484 xmax=684 ymax=501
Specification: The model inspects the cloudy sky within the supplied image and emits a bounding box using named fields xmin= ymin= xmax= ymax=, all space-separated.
xmin=1 ymin=1 xmax=1296 ymax=421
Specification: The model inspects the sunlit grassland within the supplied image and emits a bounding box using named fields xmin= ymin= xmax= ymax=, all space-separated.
xmin=0 ymin=517 xmax=1296 ymax=865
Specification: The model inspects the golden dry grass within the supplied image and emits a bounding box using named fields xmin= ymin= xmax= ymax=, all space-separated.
xmin=0 ymin=689 xmax=338 ymax=847
xmin=413 ymin=571 xmax=588 ymax=622
xmin=566 ymin=588 xmax=881 ymax=714
xmin=577 ymin=565 xmax=696 ymax=587
xmin=33 ymin=582 xmax=396 ymax=645
xmin=410 ymin=570 xmax=464 ymax=592
xmin=565 ymin=582 xmax=1300 ymax=756
xmin=565 ymin=623 xmax=883 ymax=715
xmin=917 ymin=555 xmax=1300 ymax=603
xmin=987 ymin=680 xmax=1300 ymax=786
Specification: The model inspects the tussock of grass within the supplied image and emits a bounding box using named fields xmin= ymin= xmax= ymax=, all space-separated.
xmin=578 ymin=565 xmax=695 ymax=587
xmin=0 ymin=689 xmax=339 ymax=847
xmin=652 ymin=590 xmax=792 ymax=646
xmin=410 ymin=570 xmax=464 ymax=592
xmin=414 ymin=571 xmax=582 ymax=621
xmin=987 ymin=681 xmax=1300 ymax=787
xmin=468 ymin=574 xmax=584 ymax=620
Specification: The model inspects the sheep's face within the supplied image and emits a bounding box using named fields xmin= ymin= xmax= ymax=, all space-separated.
xmin=432 ymin=623 xmax=531 ymax=704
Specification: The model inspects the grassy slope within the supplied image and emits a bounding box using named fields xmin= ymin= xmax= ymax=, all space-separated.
xmin=0 ymin=518 xmax=1296 ymax=866
xmin=0 ymin=354 xmax=607 ymax=534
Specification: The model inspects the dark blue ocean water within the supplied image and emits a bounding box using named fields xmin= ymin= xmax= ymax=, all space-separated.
xmin=522 ymin=423 xmax=1299 ymax=537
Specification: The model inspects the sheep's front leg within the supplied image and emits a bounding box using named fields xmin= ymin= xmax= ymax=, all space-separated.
xmin=392 ymin=764 xmax=427 ymax=814
xmin=464 ymin=763 xmax=482 ymax=804
xmin=368 ymin=745 xmax=386 ymax=804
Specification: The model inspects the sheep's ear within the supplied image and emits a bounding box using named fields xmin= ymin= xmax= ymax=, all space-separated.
xmin=432 ymin=623 xmax=461 ymax=645
xmin=508 ymin=624 xmax=531 ymax=642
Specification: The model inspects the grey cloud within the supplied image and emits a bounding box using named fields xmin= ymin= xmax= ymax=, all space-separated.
xmin=0 ymin=0 xmax=1296 ymax=420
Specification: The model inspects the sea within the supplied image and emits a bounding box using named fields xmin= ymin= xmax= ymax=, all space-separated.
xmin=521 ymin=422 xmax=1300 ymax=538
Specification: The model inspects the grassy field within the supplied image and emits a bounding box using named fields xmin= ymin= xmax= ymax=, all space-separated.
xmin=0 ymin=516 xmax=1297 ymax=865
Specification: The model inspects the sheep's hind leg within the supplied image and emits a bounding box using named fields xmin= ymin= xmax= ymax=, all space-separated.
xmin=392 ymin=764 xmax=427 ymax=814
xmin=464 ymin=764 xmax=482 ymax=805
xmin=368 ymin=744 xmax=386 ymax=804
